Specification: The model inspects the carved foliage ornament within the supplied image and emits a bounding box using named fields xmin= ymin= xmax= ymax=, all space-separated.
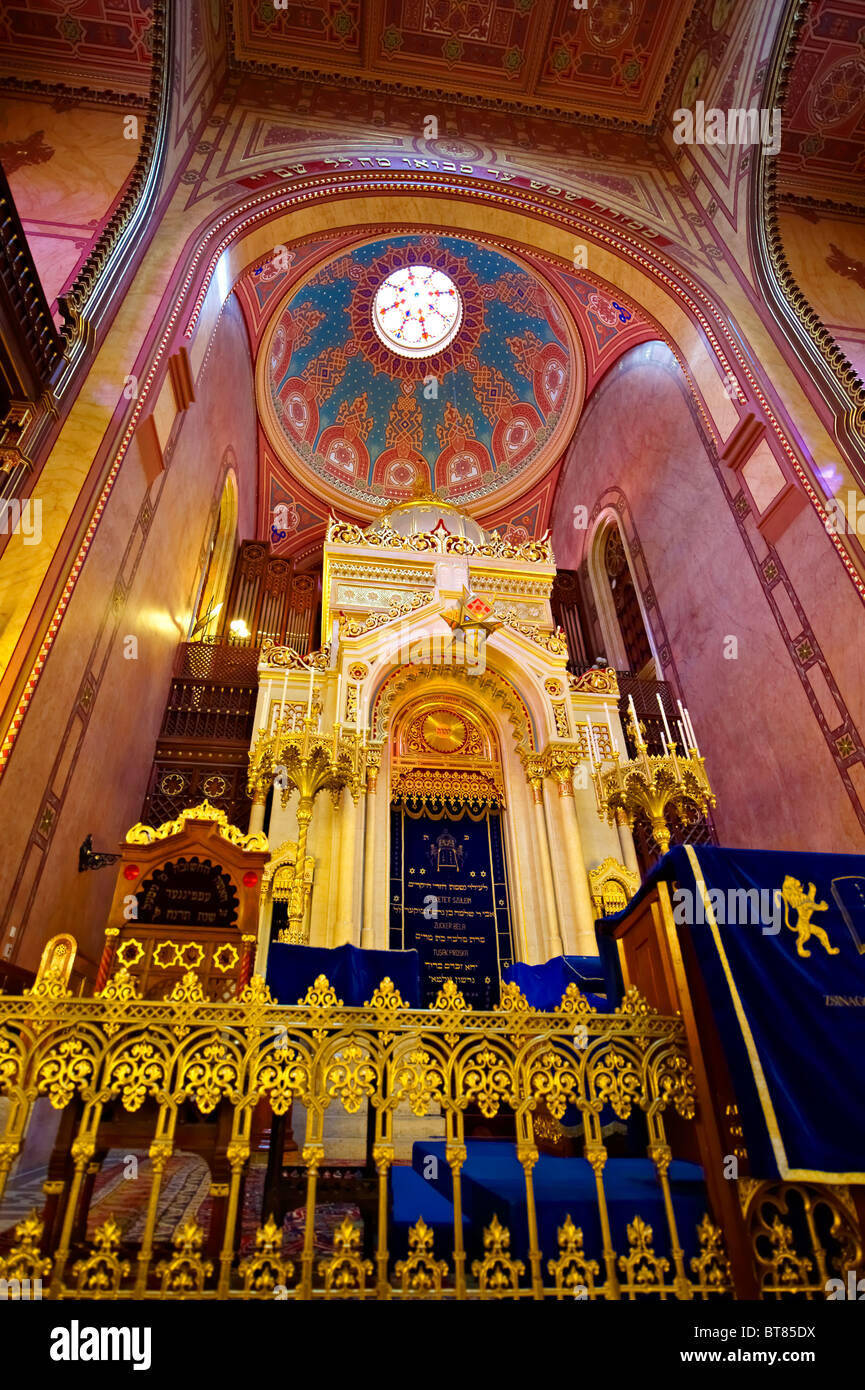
xmin=126 ymin=800 xmax=268 ymax=852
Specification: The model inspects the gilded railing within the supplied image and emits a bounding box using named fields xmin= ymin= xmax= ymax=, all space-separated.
xmin=0 ymin=972 xmax=735 ymax=1300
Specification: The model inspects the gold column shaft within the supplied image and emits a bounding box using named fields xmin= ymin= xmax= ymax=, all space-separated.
xmin=134 ymin=1108 xmax=177 ymax=1296
xmin=583 ymin=1131 xmax=620 ymax=1300
xmin=446 ymin=1108 xmax=468 ymax=1301
xmin=50 ymin=1102 xmax=103 ymax=1295
xmin=373 ymin=1127 xmax=393 ymax=1301
xmin=283 ymin=796 xmax=313 ymax=943
xmin=518 ymin=1131 xmax=544 ymax=1300
xmin=0 ymin=1095 xmax=31 ymax=1207
xmin=300 ymin=1105 xmax=324 ymax=1300
xmin=217 ymin=1113 xmax=251 ymax=1298
xmin=648 ymin=1139 xmax=691 ymax=1300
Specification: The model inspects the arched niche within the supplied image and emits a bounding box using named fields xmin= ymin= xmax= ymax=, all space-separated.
xmin=191 ymin=464 xmax=238 ymax=639
xmin=389 ymin=691 xmax=504 ymax=808
xmin=385 ymin=686 xmax=515 ymax=1008
xmin=587 ymin=507 xmax=657 ymax=676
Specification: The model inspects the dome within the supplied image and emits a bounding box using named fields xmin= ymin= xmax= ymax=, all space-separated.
xmin=382 ymin=497 xmax=486 ymax=545
xmin=258 ymin=233 xmax=583 ymax=521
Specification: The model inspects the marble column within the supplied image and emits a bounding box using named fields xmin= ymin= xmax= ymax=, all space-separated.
xmin=541 ymin=778 xmax=572 ymax=958
xmin=526 ymin=764 xmax=563 ymax=959
xmin=369 ymin=753 xmax=390 ymax=948
xmin=553 ymin=769 xmax=600 ymax=955
xmin=616 ymin=808 xmax=640 ymax=875
xmin=361 ymin=775 xmax=377 ymax=948
xmin=333 ymin=789 xmax=358 ymax=946
xmin=248 ymin=789 xmax=267 ymax=836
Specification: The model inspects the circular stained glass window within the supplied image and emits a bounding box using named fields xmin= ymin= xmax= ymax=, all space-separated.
xmin=372 ymin=265 xmax=462 ymax=358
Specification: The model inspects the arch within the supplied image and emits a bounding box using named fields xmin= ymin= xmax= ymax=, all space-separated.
xmin=180 ymin=179 xmax=861 ymax=593
xmin=587 ymin=508 xmax=657 ymax=675
xmin=6 ymin=173 xmax=865 ymax=782
xmin=370 ymin=661 xmax=536 ymax=753
xmin=754 ymin=5 xmax=865 ymax=473
xmin=390 ymin=691 xmax=505 ymax=807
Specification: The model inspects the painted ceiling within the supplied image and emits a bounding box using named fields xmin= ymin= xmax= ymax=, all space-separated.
xmin=0 ymin=0 xmax=156 ymax=96
xmin=231 ymin=0 xmax=696 ymax=127
xmin=257 ymin=234 xmax=583 ymax=517
xmin=777 ymin=0 xmax=865 ymax=210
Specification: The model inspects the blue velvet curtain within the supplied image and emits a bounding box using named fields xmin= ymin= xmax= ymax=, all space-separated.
xmin=601 ymin=845 xmax=865 ymax=1180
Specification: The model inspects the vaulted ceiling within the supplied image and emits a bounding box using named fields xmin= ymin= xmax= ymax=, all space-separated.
xmin=257 ymin=232 xmax=584 ymax=518
xmin=777 ymin=0 xmax=865 ymax=210
xmin=231 ymin=0 xmax=697 ymax=127
xmin=0 ymin=0 xmax=155 ymax=97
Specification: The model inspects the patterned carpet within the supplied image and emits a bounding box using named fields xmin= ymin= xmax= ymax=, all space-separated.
xmin=87 ymin=1152 xmax=212 ymax=1245
xmin=0 ymin=1150 xmax=365 ymax=1259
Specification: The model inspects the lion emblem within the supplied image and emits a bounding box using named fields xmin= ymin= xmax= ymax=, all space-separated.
xmin=779 ymin=877 xmax=840 ymax=959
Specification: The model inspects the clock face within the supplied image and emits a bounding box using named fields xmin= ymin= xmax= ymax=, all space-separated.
xmin=422 ymin=711 xmax=467 ymax=753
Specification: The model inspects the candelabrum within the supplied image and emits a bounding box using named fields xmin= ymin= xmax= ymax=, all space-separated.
xmin=591 ymin=707 xmax=716 ymax=854
xmin=248 ymin=713 xmax=381 ymax=944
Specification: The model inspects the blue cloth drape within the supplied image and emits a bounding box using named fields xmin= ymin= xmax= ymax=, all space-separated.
xmin=266 ymin=942 xmax=422 ymax=1007
xmin=503 ymin=955 xmax=609 ymax=1012
xmin=600 ymin=845 xmax=865 ymax=1180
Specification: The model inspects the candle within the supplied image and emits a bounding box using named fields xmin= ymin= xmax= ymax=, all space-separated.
xmin=604 ymin=702 xmax=619 ymax=754
xmin=628 ymin=693 xmax=639 ymax=739
xmin=280 ymin=669 xmax=288 ymax=724
xmin=590 ymin=721 xmax=601 ymax=764
xmin=676 ymin=719 xmax=687 ymax=755
xmin=306 ymin=666 xmax=314 ymax=719
xmin=676 ymin=699 xmax=688 ymax=746
xmin=585 ymin=721 xmax=596 ymax=767
xmin=336 ymin=673 xmax=343 ymax=723
xmin=684 ymin=706 xmax=700 ymax=756
xmin=656 ymin=693 xmax=672 ymax=743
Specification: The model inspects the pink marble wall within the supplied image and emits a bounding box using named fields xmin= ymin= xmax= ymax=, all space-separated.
xmin=0 ymin=93 xmax=139 ymax=320
xmin=552 ymin=344 xmax=865 ymax=854
xmin=0 ymin=296 xmax=257 ymax=972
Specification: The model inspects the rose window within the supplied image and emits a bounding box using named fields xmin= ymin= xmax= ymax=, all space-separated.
xmin=372 ymin=265 xmax=462 ymax=358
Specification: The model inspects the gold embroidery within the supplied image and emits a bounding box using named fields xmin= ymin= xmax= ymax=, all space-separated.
xmin=779 ymin=877 xmax=839 ymax=959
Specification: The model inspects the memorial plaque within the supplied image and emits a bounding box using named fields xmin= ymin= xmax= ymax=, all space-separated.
xmin=135 ymin=857 xmax=239 ymax=928
xmin=389 ymin=803 xmax=514 ymax=1009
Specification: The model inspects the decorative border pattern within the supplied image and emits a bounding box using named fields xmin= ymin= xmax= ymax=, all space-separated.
xmin=755 ymin=0 xmax=865 ymax=462
xmin=224 ymin=0 xmax=705 ymax=136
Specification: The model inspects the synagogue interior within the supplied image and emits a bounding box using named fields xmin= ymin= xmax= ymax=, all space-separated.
xmin=0 ymin=0 xmax=863 ymax=1315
